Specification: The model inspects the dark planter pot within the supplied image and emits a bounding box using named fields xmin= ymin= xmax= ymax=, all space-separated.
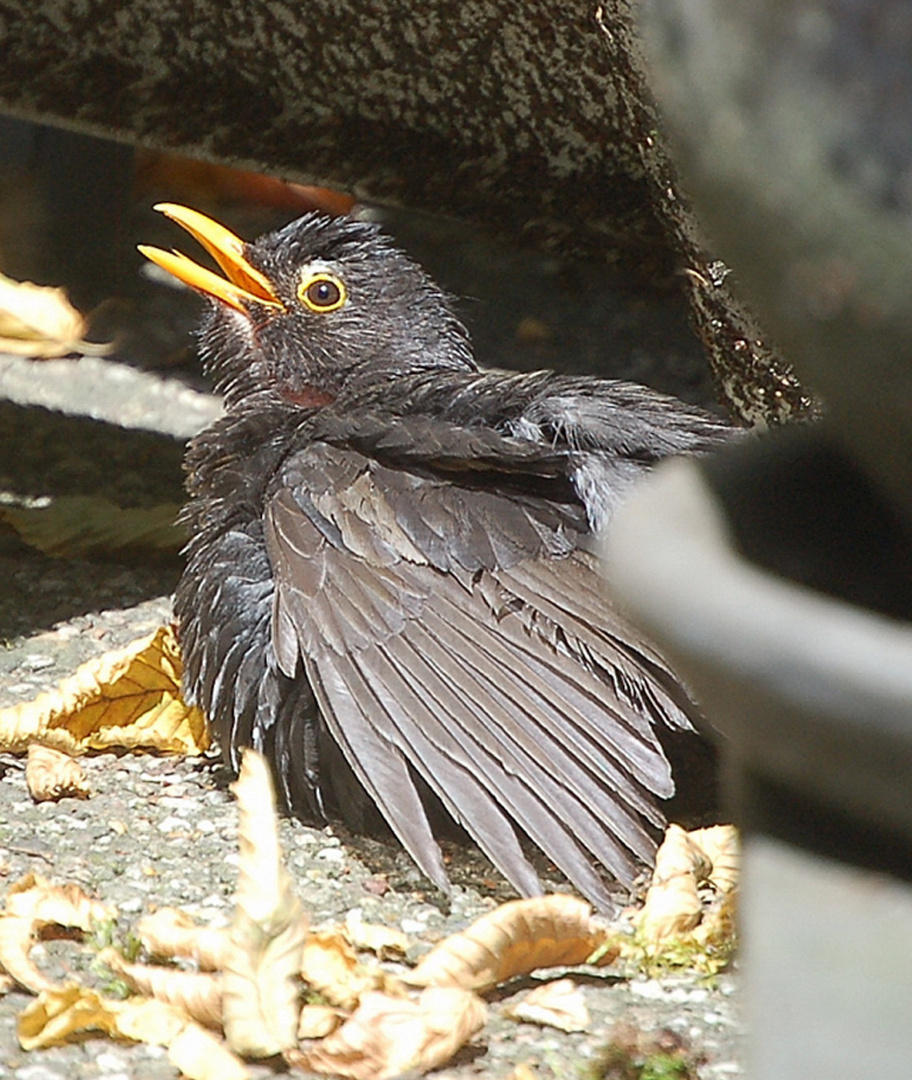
xmin=603 ymin=435 xmax=912 ymax=1078
xmin=626 ymin=4 xmax=912 ymax=1071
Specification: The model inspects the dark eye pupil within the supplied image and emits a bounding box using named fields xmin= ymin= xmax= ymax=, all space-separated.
xmin=308 ymin=279 xmax=340 ymax=307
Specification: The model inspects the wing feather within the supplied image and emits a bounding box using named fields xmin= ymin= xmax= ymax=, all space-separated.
xmin=262 ymin=435 xmax=702 ymax=906
xmin=305 ymin=652 xmax=451 ymax=893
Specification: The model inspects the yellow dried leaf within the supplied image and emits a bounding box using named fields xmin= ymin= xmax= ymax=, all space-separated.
xmin=297 ymin=1003 xmax=346 ymax=1040
xmin=691 ymin=889 xmax=738 ymax=950
xmin=137 ymin=907 xmax=230 ymax=970
xmin=5 ymin=872 xmax=114 ymax=931
xmin=505 ymin=977 xmax=589 ymax=1033
xmin=0 ymin=272 xmax=112 ymax=358
xmin=0 ymin=497 xmax=185 ymax=560
xmin=25 ymin=744 xmax=90 ymax=802
xmin=222 ymin=750 xmax=307 ymax=1057
xmin=18 ymin=984 xmax=122 ymax=1049
xmin=98 ymin=995 xmax=188 ymax=1045
xmin=99 ymin=948 xmax=222 ymax=1029
xmin=296 ymin=987 xmax=487 ymax=1080
xmin=19 ymin=985 xmax=249 ymax=1078
xmin=0 ymin=915 xmax=55 ymax=994
xmin=0 ymin=875 xmax=114 ymax=993
xmin=301 ymin=930 xmax=407 ymax=1012
xmin=0 ymin=624 xmax=209 ymax=756
xmin=169 ymin=1020 xmax=250 ymax=1080
xmin=636 ymin=824 xmax=740 ymax=946
xmin=344 ymin=913 xmax=409 ymax=958
xmin=410 ymin=894 xmax=619 ymax=992
xmin=508 ymin=1065 xmax=540 ymax=1080
xmin=691 ymin=825 xmax=740 ymax=895
xmin=637 ymin=825 xmax=707 ymax=943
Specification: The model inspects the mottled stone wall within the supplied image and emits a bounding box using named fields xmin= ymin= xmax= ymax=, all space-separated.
xmin=0 ymin=0 xmax=813 ymax=423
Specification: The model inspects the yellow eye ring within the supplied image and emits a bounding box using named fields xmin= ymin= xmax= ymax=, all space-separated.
xmin=298 ymin=272 xmax=347 ymax=313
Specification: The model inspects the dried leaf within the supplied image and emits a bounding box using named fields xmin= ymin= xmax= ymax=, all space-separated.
xmin=137 ymin=907 xmax=230 ymax=970
xmin=92 ymin=995 xmax=188 ymax=1046
xmin=296 ymin=987 xmax=486 ymax=1080
xmin=0 ymin=916 xmax=55 ymax=994
xmin=637 ymin=825 xmax=707 ymax=943
xmin=99 ymin=948 xmax=222 ymax=1028
xmin=297 ymin=1003 xmax=346 ymax=1040
xmin=505 ymin=978 xmax=589 ymax=1033
xmin=168 ymin=1020 xmax=250 ymax=1080
xmin=0 ymin=497 xmax=185 ymax=560
xmin=301 ymin=930 xmax=407 ymax=1012
xmin=0 ymin=272 xmax=112 ymax=358
xmin=636 ymin=824 xmax=740 ymax=945
xmin=222 ymin=750 xmax=307 ymax=1057
xmin=18 ymin=984 xmax=123 ymax=1049
xmin=0 ymin=624 xmax=209 ymax=756
xmin=507 ymin=1065 xmax=540 ymax=1080
xmin=344 ymin=913 xmax=409 ymax=958
xmin=691 ymin=889 xmax=738 ymax=950
xmin=25 ymin=745 xmax=89 ymax=802
xmin=691 ymin=825 xmax=740 ymax=895
xmin=6 ymin=873 xmax=114 ymax=931
xmin=18 ymin=985 xmax=249 ymax=1078
xmin=0 ymin=875 xmax=114 ymax=993
xmin=410 ymin=894 xmax=619 ymax=992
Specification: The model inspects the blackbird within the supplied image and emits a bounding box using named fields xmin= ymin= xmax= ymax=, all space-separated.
xmin=140 ymin=205 xmax=733 ymax=909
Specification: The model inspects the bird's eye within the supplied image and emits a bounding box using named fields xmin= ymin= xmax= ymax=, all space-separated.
xmin=298 ymin=272 xmax=347 ymax=313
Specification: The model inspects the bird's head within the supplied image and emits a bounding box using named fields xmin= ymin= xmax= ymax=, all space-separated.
xmin=140 ymin=204 xmax=475 ymax=407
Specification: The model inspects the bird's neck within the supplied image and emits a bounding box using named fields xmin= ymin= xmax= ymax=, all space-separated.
xmin=184 ymin=395 xmax=308 ymax=504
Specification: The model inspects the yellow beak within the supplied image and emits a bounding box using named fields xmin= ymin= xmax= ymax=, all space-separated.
xmin=138 ymin=204 xmax=284 ymax=313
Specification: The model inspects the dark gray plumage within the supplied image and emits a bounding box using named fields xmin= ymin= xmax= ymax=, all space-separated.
xmin=165 ymin=210 xmax=734 ymax=910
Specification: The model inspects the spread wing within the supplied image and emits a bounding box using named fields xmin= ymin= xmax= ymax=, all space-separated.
xmin=264 ymin=435 xmax=696 ymax=909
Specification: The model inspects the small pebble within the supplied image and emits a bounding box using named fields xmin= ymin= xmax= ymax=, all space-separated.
xmin=95 ymin=1050 xmax=130 ymax=1072
xmin=317 ymin=847 xmax=345 ymax=862
xmin=629 ymin=979 xmax=666 ymax=1000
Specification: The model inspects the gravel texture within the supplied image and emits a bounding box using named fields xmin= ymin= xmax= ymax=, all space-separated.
xmin=0 ymin=198 xmax=744 ymax=1079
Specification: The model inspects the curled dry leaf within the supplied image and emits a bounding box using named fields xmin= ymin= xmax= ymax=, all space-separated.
xmin=0 ymin=874 xmax=114 ymax=993
xmin=296 ymin=987 xmax=487 ymax=1080
xmin=636 ymin=824 xmax=740 ymax=945
xmin=25 ymin=744 xmax=90 ymax=802
xmin=692 ymin=889 xmax=737 ymax=951
xmin=99 ymin=948 xmax=223 ymax=1029
xmin=0 ymin=624 xmax=209 ymax=757
xmin=637 ymin=825 xmax=707 ymax=943
xmin=0 ymin=272 xmax=112 ymax=358
xmin=222 ymin=750 xmax=307 ymax=1057
xmin=505 ymin=977 xmax=590 ymax=1033
xmin=344 ymin=912 xmax=409 ymax=958
xmin=410 ymin=894 xmax=619 ymax=992
xmin=301 ymin=930 xmax=408 ymax=1011
xmin=691 ymin=825 xmax=740 ymax=895
xmin=297 ymin=1003 xmax=346 ymax=1040
xmin=507 ymin=1065 xmax=540 ymax=1080
xmin=5 ymin=873 xmax=114 ymax=931
xmin=0 ymin=915 xmax=56 ymax=994
xmin=18 ymin=986 xmax=249 ymax=1080
xmin=137 ymin=907 xmax=230 ymax=971
xmin=168 ymin=1020 xmax=250 ymax=1080
xmin=18 ymin=984 xmax=124 ymax=1050
xmin=0 ymin=497 xmax=185 ymax=560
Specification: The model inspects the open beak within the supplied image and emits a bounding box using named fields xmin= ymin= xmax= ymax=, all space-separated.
xmin=138 ymin=204 xmax=284 ymax=313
